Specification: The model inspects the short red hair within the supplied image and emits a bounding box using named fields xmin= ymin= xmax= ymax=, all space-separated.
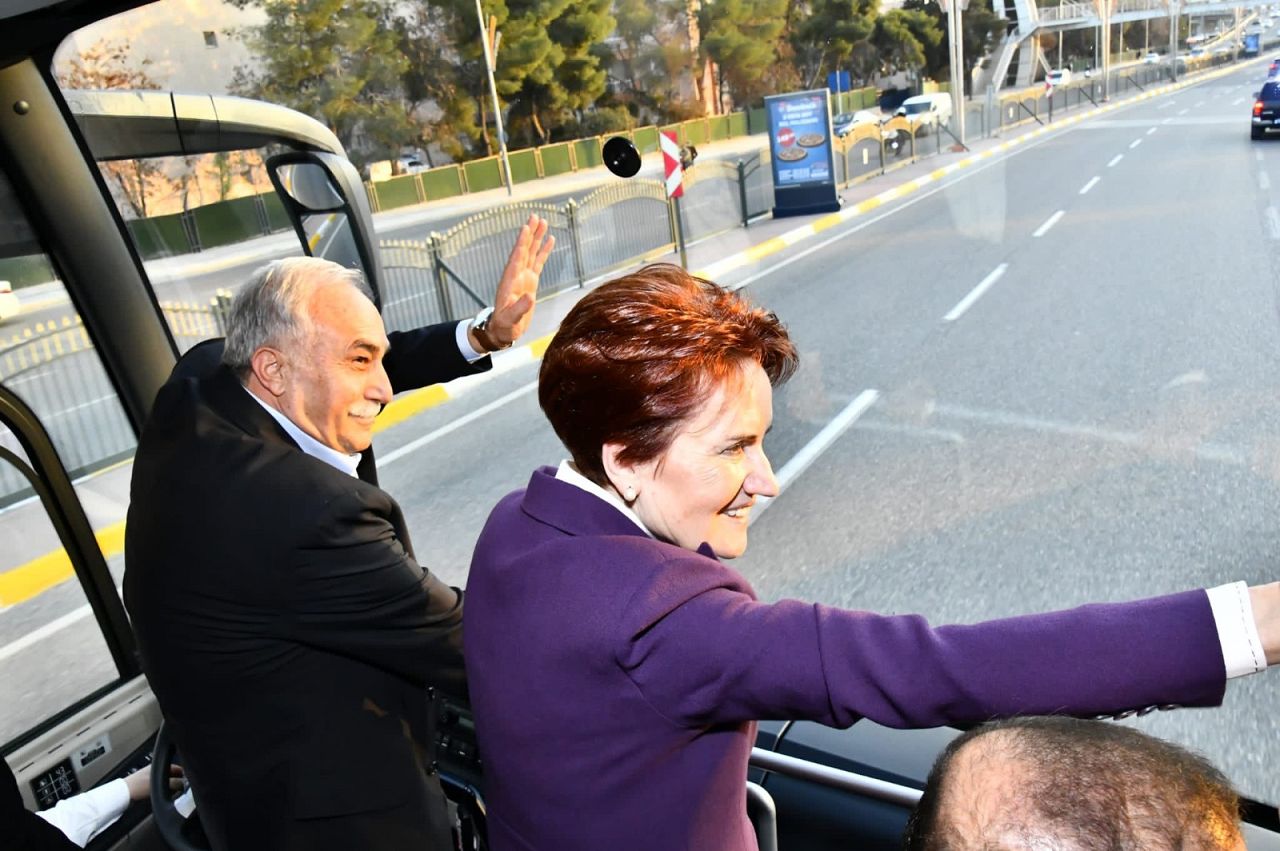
xmin=539 ymin=264 xmax=798 ymax=484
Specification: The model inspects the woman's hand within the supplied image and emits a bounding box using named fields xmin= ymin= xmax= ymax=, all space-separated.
xmin=1248 ymin=582 xmax=1280 ymax=665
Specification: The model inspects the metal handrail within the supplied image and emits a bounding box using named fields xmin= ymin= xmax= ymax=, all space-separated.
xmin=749 ymin=747 xmax=923 ymax=808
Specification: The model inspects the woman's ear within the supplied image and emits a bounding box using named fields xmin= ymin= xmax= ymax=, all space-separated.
xmin=601 ymin=443 xmax=639 ymax=503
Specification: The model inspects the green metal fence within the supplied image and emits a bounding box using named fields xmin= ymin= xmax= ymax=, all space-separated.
xmin=422 ymin=165 xmax=466 ymax=201
xmin=507 ymin=149 xmax=540 ymax=183
xmin=374 ymin=174 xmax=422 ymax=211
xmin=539 ymin=142 xmax=574 ymax=177
xmin=572 ymin=137 xmax=603 ymax=169
xmin=463 ymin=157 xmax=504 ymax=193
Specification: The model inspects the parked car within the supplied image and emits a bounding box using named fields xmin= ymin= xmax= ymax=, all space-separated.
xmin=832 ymin=109 xmax=883 ymax=137
xmin=1143 ymin=51 xmax=1160 ymax=64
xmin=1252 ymin=80 xmax=1280 ymax=139
xmin=1046 ymin=68 xmax=1072 ymax=86
xmin=895 ymin=93 xmax=952 ymax=135
xmin=0 ymin=280 xmax=18 ymax=324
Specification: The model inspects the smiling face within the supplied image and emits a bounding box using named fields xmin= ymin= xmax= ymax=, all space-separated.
xmin=273 ymin=280 xmax=392 ymax=454
xmin=612 ymin=360 xmax=779 ymax=558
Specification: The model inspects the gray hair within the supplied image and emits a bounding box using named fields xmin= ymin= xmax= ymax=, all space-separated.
xmin=221 ymin=257 xmax=373 ymax=378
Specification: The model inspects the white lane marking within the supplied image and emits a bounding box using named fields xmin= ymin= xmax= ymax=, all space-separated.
xmin=1194 ymin=100 xmax=1205 ymax=108
xmin=1129 ymin=138 xmax=1143 ymax=149
xmin=1258 ymin=149 xmax=1266 ymax=162
xmin=1161 ymin=117 xmax=1173 ymax=124
xmin=1178 ymin=108 xmax=1190 ymax=115
xmin=1108 ymin=154 xmax=1123 ymax=167
xmin=1235 ymin=97 xmax=1247 ymax=105
xmin=1268 ymin=206 xmax=1280 ymax=239
xmin=726 ymin=133 xmax=1062 ymax=293
xmin=1033 ymin=210 xmax=1066 ymax=238
xmin=379 ymin=380 xmax=539 ymax=468
xmin=1158 ymin=101 xmax=1174 ymax=109
xmin=752 ymin=389 xmax=880 ymax=521
xmin=931 ymin=402 xmax=1245 ymax=465
xmin=0 ymin=603 xmax=93 ymax=663
xmin=1079 ymin=176 xmax=1101 ymax=194
xmin=944 ymin=264 xmax=1009 ymax=322
xmin=1262 ymin=171 xmax=1272 ymax=190
xmin=1146 ymin=127 xmax=1157 ymax=135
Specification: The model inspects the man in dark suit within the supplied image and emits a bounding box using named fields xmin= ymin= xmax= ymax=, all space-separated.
xmin=124 ymin=217 xmax=553 ymax=851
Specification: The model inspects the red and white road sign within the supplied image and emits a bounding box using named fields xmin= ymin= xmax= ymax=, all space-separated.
xmin=661 ymin=129 xmax=683 ymax=199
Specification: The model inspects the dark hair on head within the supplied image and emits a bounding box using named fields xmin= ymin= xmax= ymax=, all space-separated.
xmin=538 ymin=263 xmax=798 ymax=485
xmin=904 ymin=716 xmax=1242 ymax=851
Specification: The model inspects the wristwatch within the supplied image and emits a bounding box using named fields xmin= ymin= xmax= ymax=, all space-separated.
xmin=470 ymin=306 xmax=512 ymax=353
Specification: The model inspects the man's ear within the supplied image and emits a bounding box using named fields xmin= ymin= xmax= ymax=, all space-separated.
xmin=248 ymin=347 xmax=287 ymax=397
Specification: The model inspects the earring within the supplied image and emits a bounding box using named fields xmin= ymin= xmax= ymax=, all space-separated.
xmin=624 ymin=485 xmax=636 ymax=501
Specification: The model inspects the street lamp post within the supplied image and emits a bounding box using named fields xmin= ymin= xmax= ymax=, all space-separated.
xmin=940 ymin=0 xmax=967 ymax=146
xmin=1168 ymin=0 xmax=1178 ymax=82
xmin=475 ymin=0 xmax=512 ymax=196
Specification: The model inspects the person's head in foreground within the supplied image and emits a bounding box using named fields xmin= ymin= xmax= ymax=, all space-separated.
xmin=539 ymin=262 xmax=797 ymax=558
xmin=904 ymin=716 xmax=1245 ymax=851
xmin=222 ymin=257 xmax=390 ymax=455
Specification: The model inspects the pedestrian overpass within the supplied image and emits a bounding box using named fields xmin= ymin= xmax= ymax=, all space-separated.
xmin=979 ymin=0 xmax=1263 ymax=91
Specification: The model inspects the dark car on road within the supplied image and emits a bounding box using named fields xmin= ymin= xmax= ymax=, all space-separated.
xmin=1252 ymin=81 xmax=1280 ymax=138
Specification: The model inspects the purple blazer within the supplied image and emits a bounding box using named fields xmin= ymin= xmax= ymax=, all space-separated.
xmin=464 ymin=467 xmax=1226 ymax=851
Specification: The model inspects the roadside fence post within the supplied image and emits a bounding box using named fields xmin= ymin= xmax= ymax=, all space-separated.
xmin=428 ymin=232 xmax=456 ymax=320
xmin=565 ymin=198 xmax=586 ymax=287
xmin=211 ymin=289 xmax=234 ymax=334
xmin=737 ymin=159 xmax=750 ymax=229
xmin=179 ymin=210 xmax=202 ymax=253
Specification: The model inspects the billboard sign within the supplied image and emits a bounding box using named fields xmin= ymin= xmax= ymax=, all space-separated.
xmin=764 ymin=89 xmax=841 ymax=217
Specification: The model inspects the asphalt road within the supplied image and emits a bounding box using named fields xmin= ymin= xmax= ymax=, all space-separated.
xmin=7 ymin=63 xmax=1280 ymax=806
xmin=371 ymin=63 xmax=1280 ymax=803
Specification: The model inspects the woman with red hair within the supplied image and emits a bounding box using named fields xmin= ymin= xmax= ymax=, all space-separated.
xmin=464 ymin=264 xmax=1280 ymax=851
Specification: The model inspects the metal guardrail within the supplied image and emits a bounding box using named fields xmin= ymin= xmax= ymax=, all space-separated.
xmin=749 ymin=747 xmax=923 ymax=808
xmin=0 ymin=299 xmax=230 ymax=505
xmin=376 ymin=153 xmax=773 ymax=332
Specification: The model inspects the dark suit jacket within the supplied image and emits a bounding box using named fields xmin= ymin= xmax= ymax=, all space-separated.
xmin=124 ymin=325 xmax=486 ymax=851
xmin=1 ymin=759 xmax=78 ymax=851
xmin=464 ymin=467 xmax=1228 ymax=851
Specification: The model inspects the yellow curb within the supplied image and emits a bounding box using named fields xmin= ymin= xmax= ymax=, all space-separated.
xmin=0 ymin=522 xmax=125 ymax=607
xmin=373 ymin=383 xmax=452 ymax=433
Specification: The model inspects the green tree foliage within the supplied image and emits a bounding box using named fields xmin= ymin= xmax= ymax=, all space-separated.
xmin=904 ymin=0 xmax=1006 ymax=95
xmin=791 ymin=0 xmax=878 ymax=88
xmin=873 ymin=8 xmax=942 ymax=76
xmin=700 ymin=0 xmax=791 ymax=105
xmin=395 ymin=4 xmax=483 ymax=162
xmin=442 ymin=0 xmax=619 ymax=147
xmin=613 ymin=0 xmax=703 ymax=120
xmin=228 ymin=0 xmax=414 ymax=168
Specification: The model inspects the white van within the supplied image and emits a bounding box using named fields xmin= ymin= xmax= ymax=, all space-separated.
xmin=896 ymin=92 xmax=953 ymax=134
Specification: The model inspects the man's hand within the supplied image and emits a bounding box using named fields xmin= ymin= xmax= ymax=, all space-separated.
xmin=124 ymin=764 xmax=184 ymax=801
xmin=474 ymin=214 xmax=554 ymax=351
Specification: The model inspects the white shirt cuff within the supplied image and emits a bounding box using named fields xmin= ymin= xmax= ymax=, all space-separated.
xmin=455 ymin=319 xmax=487 ymax=363
xmin=35 ymin=777 xmax=130 ymax=847
xmin=1206 ymin=582 xmax=1267 ymax=679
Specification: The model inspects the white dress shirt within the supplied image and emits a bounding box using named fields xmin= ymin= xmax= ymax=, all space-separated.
xmin=35 ymin=777 xmax=129 ymax=848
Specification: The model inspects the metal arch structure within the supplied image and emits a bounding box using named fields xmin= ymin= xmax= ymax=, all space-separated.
xmin=977 ymin=0 xmax=1263 ymax=93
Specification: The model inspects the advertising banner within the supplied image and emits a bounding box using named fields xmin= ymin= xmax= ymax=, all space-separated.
xmin=764 ymin=89 xmax=841 ymax=217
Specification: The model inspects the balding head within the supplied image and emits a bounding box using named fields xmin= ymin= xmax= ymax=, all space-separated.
xmin=904 ymin=717 xmax=1244 ymax=851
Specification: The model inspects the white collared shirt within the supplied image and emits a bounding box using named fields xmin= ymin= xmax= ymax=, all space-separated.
xmin=551 ymin=464 xmax=1265 ymax=679
xmin=555 ymin=460 xmax=653 ymax=538
xmin=245 ymin=388 xmax=362 ymax=478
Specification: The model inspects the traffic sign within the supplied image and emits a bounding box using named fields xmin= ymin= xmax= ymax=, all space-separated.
xmin=660 ymin=130 xmax=683 ymax=199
